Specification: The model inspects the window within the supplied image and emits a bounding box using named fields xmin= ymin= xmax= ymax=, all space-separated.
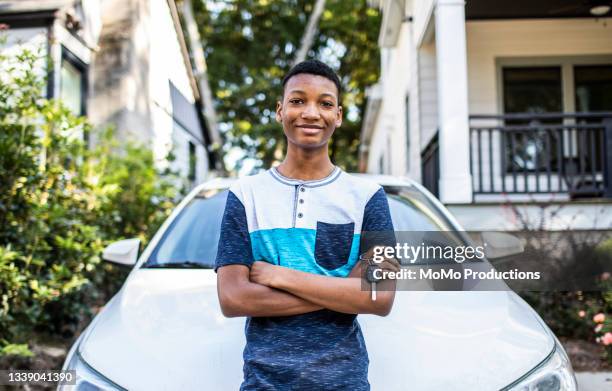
xmin=59 ymin=47 xmax=87 ymax=116
xmin=188 ymin=141 xmax=197 ymax=181
xmin=502 ymin=67 xmax=563 ymax=172
xmin=573 ymin=65 xmax=612 ymax=173
xmin=503 ymin=67 xmax=563 ymax=116
xmin=574 ymin=65 xmax=612 ymax=113
xmin=500 ymin=61 xmax=612 ymax=175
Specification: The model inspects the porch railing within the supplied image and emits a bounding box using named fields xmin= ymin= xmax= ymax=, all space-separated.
xmin=469 ymin=113 xmax=612 ymax=198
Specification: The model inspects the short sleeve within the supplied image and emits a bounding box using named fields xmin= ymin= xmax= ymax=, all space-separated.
xmin=360 ymin=187 xmax=396 ymax=253
xmin=214 ymin=190 xmax=255 ymax=272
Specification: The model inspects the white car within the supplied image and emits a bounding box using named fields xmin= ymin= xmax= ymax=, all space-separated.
xmin=61 ymin=175 xmax=577 ymax=391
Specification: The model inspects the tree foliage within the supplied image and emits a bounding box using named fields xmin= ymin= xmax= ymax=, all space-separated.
xmin=191 ymin=0 xmax=381 ymax=172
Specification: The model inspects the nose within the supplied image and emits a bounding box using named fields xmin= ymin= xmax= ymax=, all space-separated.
xmin=301 ymin=102 xmax=320 ymax=119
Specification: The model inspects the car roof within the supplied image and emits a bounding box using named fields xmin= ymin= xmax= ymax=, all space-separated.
xmin=194 ymin=173 xmax=417 ymax=194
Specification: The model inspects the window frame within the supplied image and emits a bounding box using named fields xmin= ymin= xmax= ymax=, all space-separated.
xmin=60 ymin=45 xmax=88 ymax=117
xmin=495 ymin=54 xmax=612 ymax=115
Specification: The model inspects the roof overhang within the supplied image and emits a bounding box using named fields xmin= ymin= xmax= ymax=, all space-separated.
xmin=466 ymin=0 xmax=612 ymax=20
xmin=0 ymin=0 xmax=74 ymax=14
xmin=0 ymin=0 xmax=74 ymax=27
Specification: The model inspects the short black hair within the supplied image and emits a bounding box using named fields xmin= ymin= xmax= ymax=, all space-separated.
xmin=281 ymin=60 xmax=342 ymax=99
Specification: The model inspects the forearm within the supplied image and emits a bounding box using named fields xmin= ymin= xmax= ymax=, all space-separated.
xmin=271 ymin=267 xmax=395 ymax=316
xmin=219 ymin=279 xmax=322 ymax=317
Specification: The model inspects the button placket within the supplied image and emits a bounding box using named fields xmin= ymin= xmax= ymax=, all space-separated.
xmin=295 ymin=186 xmax=307 ymax=225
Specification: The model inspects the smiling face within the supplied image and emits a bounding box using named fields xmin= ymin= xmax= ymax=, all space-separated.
xmin=276 ymin=73 xmax=342 ymax=150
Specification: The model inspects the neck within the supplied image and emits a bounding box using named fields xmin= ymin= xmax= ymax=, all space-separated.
xmin=277 ymin=142 xmax=335 ymax=181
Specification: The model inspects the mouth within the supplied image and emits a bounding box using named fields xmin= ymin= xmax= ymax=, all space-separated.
xmin=296 ymin=124 xmax=324 ymax=134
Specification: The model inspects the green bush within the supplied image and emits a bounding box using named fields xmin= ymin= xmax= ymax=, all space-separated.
xmin=521 ymin=239 xmax=612 ymax=363
xmin=0 ymin=37 xmax=182 ymax=355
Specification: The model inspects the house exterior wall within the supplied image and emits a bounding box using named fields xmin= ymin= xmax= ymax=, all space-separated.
xmin=466 ymin=18 xmax=612 ymax=115
xmin=148 ymin=0 xmax=209 ymax=184
xmin=366 ymin=0 xmax=437 ymax=180
xmin=1 ymin=1 xmax=102 ymax=99
xmin=362 ymin=1 xmax=612 ymax=229
xmin=365 ymin=0 xmax=414 ymax=177
xmin=89 ymin=0 xmax=153 ymax=145
xmin=2 ymin=0 xmax=212 ymax=187
xmin=466 ymin=19 xmax=612 ymax=200
xmin=417 ymin=41 xmax=437 ymax=150
xmin=90 ymin=0 xmax=210 ymax=186
xmin=365 ymin=4 xmax=612 ymax=181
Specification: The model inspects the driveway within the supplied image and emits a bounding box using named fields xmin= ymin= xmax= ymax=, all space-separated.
xmin=575 ymin=372 xmax=612 ymax=390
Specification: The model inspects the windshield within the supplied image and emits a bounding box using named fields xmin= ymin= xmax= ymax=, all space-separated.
xmin=142 ymin=185 xmax=461 ymax=269
xmin=143 ymin=190 xmax=227 ymax=268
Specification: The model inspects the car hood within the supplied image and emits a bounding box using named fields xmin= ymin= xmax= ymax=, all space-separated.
xmin=79 ymin=270 xmax=553 ymax=391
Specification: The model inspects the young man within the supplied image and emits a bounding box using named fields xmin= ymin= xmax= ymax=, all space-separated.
xmin=215 ymin=60 xmax=397 ymax=390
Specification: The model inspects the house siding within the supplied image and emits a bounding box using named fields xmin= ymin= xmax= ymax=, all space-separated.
xmin=466 ymin=18 xmax=612 ymax=115
xmin=418 ymin=41 xmax=437 ymax=150
xmin=149 ymin=0 xmax=209 ymax=181
xmin=89 ymin=0 xmax=211 ymax=186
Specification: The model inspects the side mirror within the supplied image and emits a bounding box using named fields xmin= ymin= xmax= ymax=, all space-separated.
xmin=102 ymin=238 xmax=141 ymax=266
xmin=482 ymin=232 xmax=524 ymax=259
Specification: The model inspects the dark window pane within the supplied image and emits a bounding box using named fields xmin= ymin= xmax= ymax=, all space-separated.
xmin=503 ymin=67 xmax=563 ymax=114
xmin=502 ymin=67 xmax=562 ymax=172
xmin=573 ymin=65 xmax=611 ymax=176
xmin=188 ymin=141 xmax=196 ymax=181
xmin=575 ymin=65 xmax=612 ymax=112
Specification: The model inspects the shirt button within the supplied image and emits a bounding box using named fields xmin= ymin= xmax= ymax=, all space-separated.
xmin=297 ymin=213 xmax=303 ymax=218
xmin=300 ymin=188 xmax=305 ymax=192
xmin=299 ymin=199 xmax=304 ymax=204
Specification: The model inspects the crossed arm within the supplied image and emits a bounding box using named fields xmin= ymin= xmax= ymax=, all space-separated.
xmin=217 ymin=253 xmax=398 ymax=318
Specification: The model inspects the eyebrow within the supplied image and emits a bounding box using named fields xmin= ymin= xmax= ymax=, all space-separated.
xmin=287 ymin=90 xmax=336 ymax=99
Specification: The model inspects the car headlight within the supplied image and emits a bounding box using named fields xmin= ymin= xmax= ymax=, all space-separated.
xmin=508 ymin=340 xmax=577 ymax=391
xmin=58 ymin=348 xmax=124 ymax=391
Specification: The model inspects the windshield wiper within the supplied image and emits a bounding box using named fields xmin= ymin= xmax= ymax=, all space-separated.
xmin=145 ymin=261 xmax=207 ymax=269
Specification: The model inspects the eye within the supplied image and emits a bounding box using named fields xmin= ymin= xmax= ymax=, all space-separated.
xmin=289 ymin=98 xmax=303 ymax=104
xmin=321 ymin=101 xmax=334 ymax=107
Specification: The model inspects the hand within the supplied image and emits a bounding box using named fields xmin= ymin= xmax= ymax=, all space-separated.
xmin=250 ymin=261 xmax=280 ymax=287
xmin=365 ymin=246 xmax=401 ymax=275
xmin=378 ymin=256 xmax=400 ymax=273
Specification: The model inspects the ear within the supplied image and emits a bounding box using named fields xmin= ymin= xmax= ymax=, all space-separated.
xmin=335 ymin=105 xmax=343 ymax=128
xmin=275 ymin=100 xmax=283 ymax=123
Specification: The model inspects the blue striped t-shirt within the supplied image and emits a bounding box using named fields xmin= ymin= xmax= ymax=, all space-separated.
xmin=215 ymin=166 xmax=394 ymax=390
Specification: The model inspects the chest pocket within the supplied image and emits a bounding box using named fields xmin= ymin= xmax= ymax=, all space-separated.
xmin=314 ymin=221 xmax=355 ymax=270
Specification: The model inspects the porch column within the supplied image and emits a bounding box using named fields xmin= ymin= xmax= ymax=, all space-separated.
xmin=434 ymin=0 xmax=472 ymax=203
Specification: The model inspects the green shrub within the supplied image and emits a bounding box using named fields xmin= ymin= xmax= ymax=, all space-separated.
xmin=522 ymin=238 xmax=612 ymax=363
xmin=0 ymin=36 xmax=182 ymax=355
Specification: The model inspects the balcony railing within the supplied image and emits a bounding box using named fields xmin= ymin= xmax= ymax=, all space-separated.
xmin=469 ymin=113 xmax=612 ymax=199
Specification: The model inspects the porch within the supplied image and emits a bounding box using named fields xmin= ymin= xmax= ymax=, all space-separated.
xmin=470 ymin=112 xmax=612 ymax=200
xmin=412 ymin=0 xmax=612 ymax=204
xmin=422 ymin=112 xmax=612 ymax=201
